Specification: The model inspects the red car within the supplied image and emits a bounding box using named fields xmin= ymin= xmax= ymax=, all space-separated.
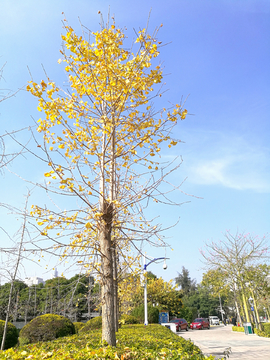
xmin=190 ymin=318 xmax=210 ymax=330
xmin=169 ymin=318 xmax=189 ymax=332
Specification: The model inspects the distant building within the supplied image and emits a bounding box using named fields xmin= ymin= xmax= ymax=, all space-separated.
xmin=24 ymin=276 xmax=44 ymax=287
xmin=51 ymin=268 xmax=58 ymax=279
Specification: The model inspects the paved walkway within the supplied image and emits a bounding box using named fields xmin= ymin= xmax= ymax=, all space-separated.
xmin=178 ymin=324 xmax=270 ymax=359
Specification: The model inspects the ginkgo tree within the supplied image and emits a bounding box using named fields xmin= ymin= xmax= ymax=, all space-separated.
xmin=27 ymin=18 xmax=187 ymax=346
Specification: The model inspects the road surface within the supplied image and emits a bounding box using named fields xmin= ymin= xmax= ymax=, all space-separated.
xmin=178 ymin=324 xmax=270 ymax=359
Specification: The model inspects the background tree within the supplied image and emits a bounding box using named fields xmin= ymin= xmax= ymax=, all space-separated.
xmin=200 ymin=230 xmax=270 ymax=325
xmin=27 ymin=17 xmax=188 ymax=345
xmin=145 ymin=277 xmax=183 ymax=316
xmin=0 ymin=273 xmax=100 ymax=323
xmin=0 ymin=194 xmax=30 ymax=350
xmin=175 ymin=266 xmax=197 ymax=296
xmin=243 ymin=264 xmax=270 ymax=329
xmin=0 ymin=280 xmax=27 ymax=321
xmin=201 ymin=269 xmax=236 ymax=321
xmin=120 ymin=271 xmax=183 ymax=318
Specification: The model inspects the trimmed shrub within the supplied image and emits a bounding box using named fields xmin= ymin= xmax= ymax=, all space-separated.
xmin=254 ymin=328 xmax=270 ymax=338
xmin=19 ymin=314 xmax=75 ymax=344
xmin=0 ymin=320 xmax=18 ymax=349
xmin=232 ymin=325 xmax=244 ymax=332
xmin=262 ymin=322 xmax=270 ymax=335
xmin=131 ymin=304 xmax=159 ymax=324
xmin=79 ymin=316 xmax=102 ymax=333
xmin=0 ymin=324 xmax=216 ymax=359
xmin=120 ymin=314 xmax=139 ymax=325
xmin=73 ymin=322 xmax=85 ymax=334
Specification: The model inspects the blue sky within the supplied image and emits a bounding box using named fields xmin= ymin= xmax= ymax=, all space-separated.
xmin=0 ymin=0 xmax=269 ymax=284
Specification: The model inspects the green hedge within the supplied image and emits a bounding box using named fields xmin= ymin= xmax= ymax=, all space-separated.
xmin=79 ymin=316 xmax=102 ymax=333
xmin=254 ymin=328 xmax=270 ymax=338
xmin=262 ymin=323 xmax=270 ymax=335
xmin=232 ymin=326 xmax=244 ymax=332
xmin=0 ymin=320 xmax=18 ymax=349
xmin=233 ymin=324 xmax=270 ymax=338
xmin=119 ymin=314 xmax=139 ymax=325
xmin=73 ymin=322 xmax=85 ymax=334
xmin=19 ymin=314 xmax=75 ymax=344
xmin=0 ymin=324 xmax=216 ymax=359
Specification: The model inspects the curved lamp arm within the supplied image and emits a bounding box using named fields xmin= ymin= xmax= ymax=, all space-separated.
xmin=144 ymin=257 xmax=168 ymax=270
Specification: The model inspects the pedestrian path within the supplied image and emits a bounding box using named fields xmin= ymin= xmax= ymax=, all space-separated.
xmin=179 ymin=324 xmax=270 ymax=359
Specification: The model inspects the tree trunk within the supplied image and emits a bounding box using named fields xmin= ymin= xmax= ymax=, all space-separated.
xmin=112 ymin=241 xmax=119 ymax=332
xmin=1 ymin=195 xmax=28 ymax=350
xmin=233 ymin=285 xmax=242 ymax=326
xmin=45 ymin=288 xmax=48 ymax=314
xmin=50 ymin=287 xmax=53 ymax=314
xmin=100 ymin=202 xmax=116 ymax=346
xmin=241 ymin=290 xmax=250 ymax=323
xmin=25 ymin=287 xmax=31 ymax=324
xmin=13 ymin=291 xmax=19 ymax=322
xmin=235 ymin=298 xmax=242 ymax=326
xmin=98 ymin=106 xmax=116 ymax=345
xmin=1 ymin=282 xmax=14 ymax=350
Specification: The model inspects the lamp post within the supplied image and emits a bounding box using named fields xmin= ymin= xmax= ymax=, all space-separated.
xmin=143 ymin=254 xmax=168 ymax=325
xmin=246 ymin=282 xmax=261 ymax=330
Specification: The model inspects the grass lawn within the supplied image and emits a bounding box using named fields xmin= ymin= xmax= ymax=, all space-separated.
xmin=0 ymin=324 xmax=216 ymax=359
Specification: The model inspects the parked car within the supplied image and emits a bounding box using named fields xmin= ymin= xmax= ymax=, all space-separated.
xmin=169 ymin=318 xmax=189 ymax=332
xmin=190 ymin=318 xmax=210 ymax=330
xmin=209 ymin=316 xmax=220 ymax=325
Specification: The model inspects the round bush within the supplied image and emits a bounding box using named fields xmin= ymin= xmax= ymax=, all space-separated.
xmin=79 ymin=316 xmax=102 ymax=333
xmin=73 ymin=321 xmax=85 ymax=333
xmin=120 ymin=314 xmax=139 ymax=324
xmin=0 ymin=320 xmax=18 ymax=349
xmin=19 ymin=314 xmax=75 ymax=344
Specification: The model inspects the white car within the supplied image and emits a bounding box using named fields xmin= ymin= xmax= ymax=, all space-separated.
xmin=209 ymin=316 xmax=220 ymax=325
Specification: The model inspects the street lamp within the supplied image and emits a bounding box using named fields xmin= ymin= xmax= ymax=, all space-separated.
xmin=143 ymin=254 xmax=168 ymax=325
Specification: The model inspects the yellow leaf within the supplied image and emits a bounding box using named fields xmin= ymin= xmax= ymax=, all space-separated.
xmin=181 ymin=109 xmax=188 ymax=120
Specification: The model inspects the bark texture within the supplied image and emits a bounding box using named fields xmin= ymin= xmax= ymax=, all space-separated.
xmin=100 ymin=202 xmax=116 ymax=346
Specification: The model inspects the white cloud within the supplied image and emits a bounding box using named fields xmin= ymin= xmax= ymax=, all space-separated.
xmin=183 ymin=131 xmax=270 ymax=193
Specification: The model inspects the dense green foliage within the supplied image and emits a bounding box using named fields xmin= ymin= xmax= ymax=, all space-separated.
xmin=233 ymin=323 xmax=270 ymax=338
xmin=0 ymin=320 xmax=18 ymax=349
xmin=79 ymin=316 xmax=102 ymax=333
xmin=262 ymin=322 xmax=270 ymax=335
xmin=120 ymin=314 xmax=139 ymax=324
xmin=0 ymin=324 xmax=216 ymax=359
xmin=19 ymin=314 xmax=75 ymax=344
xmin=0 ymin=281 xmax=27 ymax=321
xmin=0 ymin=275 xmax=100 ymax=322
xmin=130 ymin=274 xmax=183 ymax=318
xmin=73 ymin=322 xmax=85 ymax=333
xmin=131 ymin=304 xmax=159 ymax=323
xmin=232 ymin=326 xmax=244 ymax=332
xmin=254 ymin=328 xmax=270 ymax=338
xmin=175 ymin=267 xmax=197 ymax=296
